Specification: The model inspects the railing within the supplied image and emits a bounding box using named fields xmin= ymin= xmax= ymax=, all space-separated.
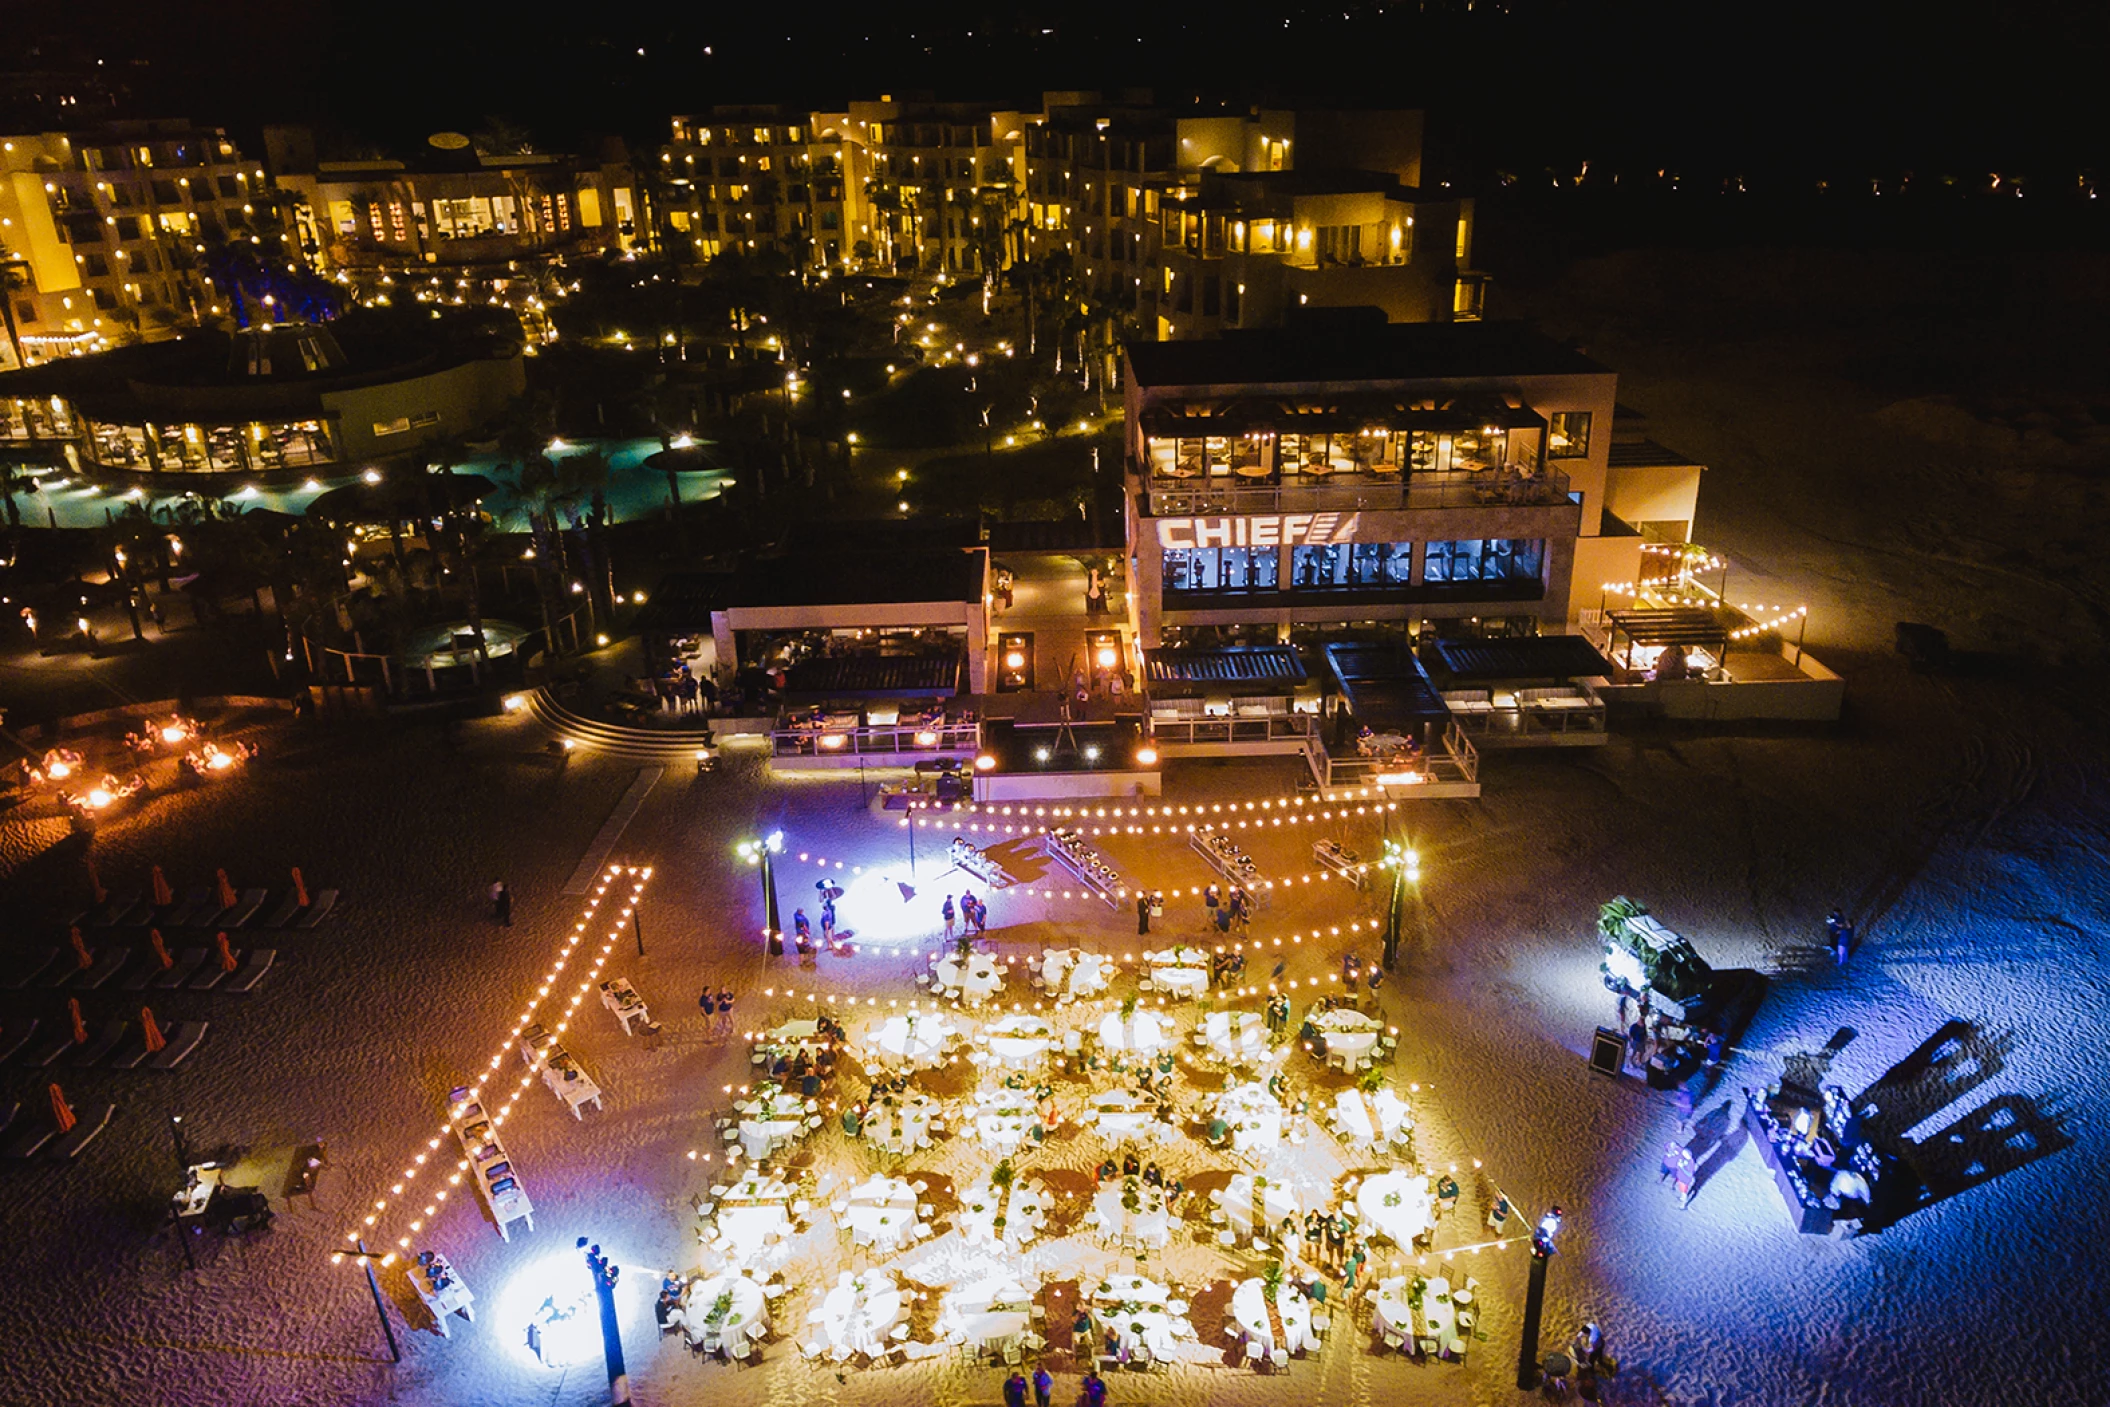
xmin=1147 ymin=712 xmax=1315 ymax=746
xmin=1444 ymin=690 xmax=1606 ymax=741
xmin=1315 ymin=721 xmax=1477 ymax=789
xmin=770 ymin=722 xmax=979 ymax=758
xmin=1140 ymin=467 xmax=1573 ymax=517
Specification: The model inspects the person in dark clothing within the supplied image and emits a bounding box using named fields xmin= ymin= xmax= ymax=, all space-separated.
xmin=1033 ymin=1367 xmax=1053 ymax=1407
xmin=1004 ymin=1372 xmax=1029 ymax=1407
xmin=491 ymin=881 xmax=512 ymax=926
xmin=1137 ymin=893 xmax=1151 ymax=935
xmin=1082 ymin=1369 xmax=1107 ymax=1407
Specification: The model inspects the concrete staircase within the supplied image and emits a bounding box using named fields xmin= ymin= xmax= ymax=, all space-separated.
xmin=522 ymin=688 xmax=724 ymax=762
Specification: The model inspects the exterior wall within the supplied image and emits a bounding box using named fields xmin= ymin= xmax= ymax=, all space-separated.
xmin=1604 ymin=461 xmax=1703 ymax=540
xmin=291 ymin=159 xmax=631 ymax=271
xmin=660 ymin=110 xmax=863 ymax=269
xmin=2 ymin=123 xmax=292 ymax=365
xmin=1570 ymin=535 xmax=1647 ymax=622
xmin=324 ymin=354 xmax=526 ymax=461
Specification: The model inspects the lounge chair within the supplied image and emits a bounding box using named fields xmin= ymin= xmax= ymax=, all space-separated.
xmin=73 ymin=1020 xmax=129 ymax=1066
xmin=72 ymin=947 xmax=131 ymax=990
xmin=3 ymin=949 xmax=64 ymax=990
xmin=0 ymin=1021 xmax=37 ymax=1064
xmin=154 ymin=948 xmax=211 ymax=989
xmin=295 ymin=890 xmax=340 ymax=928
xmin=259 ymin=890 xmax=304 ymax=928
xmin=222 ymin=949 xmax=277 ymax=993
xmin=221 ymin=889 xmax=269 ymax=927
xmin=144 ymin=1021 xmax=210 ymax=1070
xmin=50 ymin=1103 xmax=116 ymax=1159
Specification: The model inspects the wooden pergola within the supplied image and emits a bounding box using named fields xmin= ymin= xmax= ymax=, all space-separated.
xmin=1603 ymin=607 xmax=1733 ymax=673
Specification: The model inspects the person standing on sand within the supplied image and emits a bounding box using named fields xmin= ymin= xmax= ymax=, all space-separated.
xmin=1670 ymin=1144 xmax=1698 ymax=1208
xmin=1081 ymin=1368 xmax=1107 ymax=1407
xmin=1004 ymin=1371 xmax=1028 ymax=1407
xmin=1033 ymin=1366 xmax=1053 ymax=1407
xmin=942 ymin=895 xmax=956 ymax=941
xmin=491 ymin=881 xmax=512 ymax=927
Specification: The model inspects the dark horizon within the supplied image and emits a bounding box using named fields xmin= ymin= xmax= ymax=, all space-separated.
xmin=9 ymin=0 xmax=2108 ymax=188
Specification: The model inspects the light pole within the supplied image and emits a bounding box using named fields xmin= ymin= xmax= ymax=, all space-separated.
xmin=1516 ymin=1204 xmax=1563 ymax=1390
xmin=1380 ymin=838 xmax=1420 ymax=971
xmin=579 ymin=1238 xmax=629 ymax=1404
xmin=345 ymin=1240 xmax=403 ymax=1363
xmin=737 ymin=830 xmax=785 ymax=956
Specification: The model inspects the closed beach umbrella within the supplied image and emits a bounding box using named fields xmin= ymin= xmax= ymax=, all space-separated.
xmin=86 ymin=855 xmax=107 ymax=906
xmin=69 ymin=927 xmax=93 ymax=970
xmin=140 ymin=1007 xmax=167 ymax=1053
xmin=216 ymin=868 xmax=238 ymax=911
xmin=292 ymin=866 xmax=310 ymax=908
xmin=152 ymin=865 xmax=175 ymax=906
xmin=215 ymin=932 xmax=237 ymax=972
xmin=149 ymin=929 xmax=173 ymax=969
xmin=49 ymin=1084 xmax=77 ymax=1134
xmin=68 ymin=997 xmax=87 ymax=1045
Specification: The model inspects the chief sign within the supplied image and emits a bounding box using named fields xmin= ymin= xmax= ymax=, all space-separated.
xmin=1155 ymin=513 xmax=1362 ymax=550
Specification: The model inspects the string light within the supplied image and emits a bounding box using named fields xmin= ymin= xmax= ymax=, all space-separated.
xmin=903 ymin=792 xmax=1397 ymax=819
xmin=1729 ymin=605 xmax=1808 ymax=640
xmin=339 ymin=863 xmax=653 ymax=1262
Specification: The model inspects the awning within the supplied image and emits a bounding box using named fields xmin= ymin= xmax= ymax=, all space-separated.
xmin=1142 ymin=645 xmax=1307 ymax=696
xmin=1324 ymin=643 xmax=1450 ymax=727
xmin=1604 ymin=608 xmax=1731 ymax=648
xmin=782 ymin=653 xmax=964 ymax=700
xmin=1425 ymin=635 xmax=1612 ymax=682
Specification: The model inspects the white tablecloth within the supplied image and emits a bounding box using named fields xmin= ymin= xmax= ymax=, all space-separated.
xmin=984 ymin=1014 xmax=1053 ymax=1066
xmin=1313 ymin=1008 xmax=1382 ymax=1057
xmin=1205 ymin=1010 xmax=1268 ymax=1064
xmin=863 ymin=1093 xmax=940 ymax=1155
xmin=1098 ymin=1009 xmax=1171 ymax=1052
xmin=843 ymin=1175 xmax=920 ymax=1250
xmin=942 ymin=1275 xmax=1035 ymax=1348
xmin=1214 ymin=1082 xmax=1283 ymax=1152
xmin=1042 ymin=948 xmax=1113 ymax=997
xmin=682 ymin=1273 xmax=768 ymax=1352
xmin=1151 ymin=965 xmax=1209 ymax=997
xmin=1087 ymin=1275 xmax=1180 ymax=1358
xmin=1230 ymin=1277 xmax=1313 ymax=1355
xmin=969 ymin=1090 xmax=1036 ymax=1149
xmin=959 ymin=1179 xmax=1049 ymax=1247
xmin=1332 ymin=1087 xmax=1412 ymax=1144
xmin=1217 ymin=1173 xmax=1300 ymax=1240
xmin=1352 ymin=1170 xmax=1435 ymax=1246
xmin=1087 ymin=1088 xmax=1155 ymax=1135
xmin=738 ymin=1113 xmax=810 ymax=1160
xmin=709 ymin=1174 xmax=794 ymax=1264
xmin=867 ymin=1013 xmax=955 ymax=1067
xmin=1090 ymin=1185 xmax=1170 ymax=1247
xmin=809 ymin=1272 xmax=905 ymax=1355
xmin=933 ymin=953 xmax=1005 ymax=1002
xmin=1373 ymin=1275 xmax=1457 ymax=1347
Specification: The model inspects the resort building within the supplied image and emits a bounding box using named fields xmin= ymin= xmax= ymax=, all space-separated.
xmin=1121 ymin=319 xmax=1649 ymax=654
xmin=659 ymin=108 xmax=869 ymax=268
xmin=262 ymin=126 xmax=640 ymax=274
xmin=0 ymin=120 xmax=297 ymax=368
xmin=0 ymin=315 xmax=523 ymax=478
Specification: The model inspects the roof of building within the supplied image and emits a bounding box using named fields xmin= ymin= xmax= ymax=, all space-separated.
xmin=1125 ymin=322 xmax=1610 ymax=390
xmin=1607 ymin=438 xmax=1704 ymax=469
xmin=1142 ymin=645 xmax=1308 ymax=692
xmin=783 ymin=652 xmax=964 ymax=699
xmin=638 ymin=549 xmax=986 ymax=627
xmin=1424 ymin=635 xmax=1612 ymax=682
xmin=1323 ymin=642 xmax=1450 ymax=726
xmin=1605 ymin=607 xmax=1731 ymax=647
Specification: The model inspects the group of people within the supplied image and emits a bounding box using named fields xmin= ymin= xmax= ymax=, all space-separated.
xmin=943 ymin=891 xmax=989 ymax=942
xmin=791 ymin=899 xmax=849 ymax=958
xmin=652 ymin=661 xmax=717 ymax=714
xmin=696 ymin=986 xmax=737 ymax=1038
xmin=1201 ymin=883 xmax=1253 ymax=936
xmin=1092 ymin=1148 xmax=1187 ymax=1203
xmin=1003 ymin=1367 xmax=1105 ymax=1407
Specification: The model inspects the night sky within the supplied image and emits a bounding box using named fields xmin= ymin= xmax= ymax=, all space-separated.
xmin=15 ymin=0 xmax=2110 ymax=186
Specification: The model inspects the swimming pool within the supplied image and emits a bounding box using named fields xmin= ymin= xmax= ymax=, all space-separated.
xmin=4 ymin=437 xmax=733 ymax=532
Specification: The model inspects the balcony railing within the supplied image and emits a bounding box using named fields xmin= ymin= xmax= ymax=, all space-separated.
xmin=1147 ymin=711 xmax=1315 ymax=746
xmin=1141 ymin=466 xmax=1572 ymax=517
xmin=771 ymin=721 xmax=979 ymax=758
xmin=1442 ymin=687 xmax=1606 ymax=741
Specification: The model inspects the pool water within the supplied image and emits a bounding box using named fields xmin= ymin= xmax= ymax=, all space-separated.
xmin=7 ymin=437 xmax=732 ymax=532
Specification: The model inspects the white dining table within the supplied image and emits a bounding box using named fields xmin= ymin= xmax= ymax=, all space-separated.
xmin=1332 ymin=1087 xmax=1412 ymax=1145
xmin=1087 ymin=1088 xmax=1156 ymax=1135
xmin=933 ymin=953 xmax=1005 ymax=1003
xmin=984 ymin=1014 xmax=1053 ymax=1066
xmin=958 ymin=1179 xmax=1049 ymax=1247
xmin=1088 ymin=1274 xmax=1181 ymax=1358
xmin=1313 ymin=1008 xmax=1382 ymax=1057
xmin=1090 ymin=1185 xmax=1170 ymax=1247
xmin=842 ymin=1175 xmax=920 ymax=1250
xmin=866 ymin=1013 xmax=955 ymax=1067
xmin=735 ymin=1092 xmax=814 ymax=1160
xmin=1230 ymin=1277 xmax=1313 ymax=1355
xmin=1373 ymin=1274 xmax=1457 ymax=1350
xmin=863 ymin=1093 xmax=939 ymax=1155
xmin=709 ymin=1174 xmax=794 ymax=1264
xmin=1042 ymin=948 xmax=1113 ymax=997
xmin=969 ymin=1090 xmax=1035 ymax=1149
xmin=809 ymin=1271 xmax=905 ymax=1356
xmin=682 ymin=1272 xmax=768 ymax=1353
xmin=1205 ymin=1010 xmax=1269 ymax=1063
xmin=1217 ymin=1173 xmax=1301 ymax=1241
xmin=1351 ymin=1170 xmax=1436 ymax=1246
xmin=1098 ymin=1009 xmax=1171 ymax=1053
xmin=1150 ymin=964 xmax=1210 ymax=998
xmin=943 ymin=1274 xmax=1035 ymax=1349
xmin=1214 ymin=1082 xmax=1283 ymax=1152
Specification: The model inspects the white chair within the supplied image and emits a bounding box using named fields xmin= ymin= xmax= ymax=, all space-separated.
xmin=1216 ymin=1229 xmax=1236 ymax=1249
xmin=1382 ymin=1332 xmax=1404 ymax=1351
xmin=800 ymin=1339 xmax=825 ymax=1359
xmin=1270 ymin=1347 xmax=1289 ymax=1372
xmin=1442 ymin=1337 xmax=1467 ymax=1362
xmin=1243 ymin=1339 xmax=1263 ymax=1365
xmin=1310 ymin=1311 xmax=1329 ymax=1337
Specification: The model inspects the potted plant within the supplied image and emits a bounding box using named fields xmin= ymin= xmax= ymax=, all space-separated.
xmin=991 ymin=1159 xmax=1016 ymax=1189
xmin=1262 ymin=1260 xmax=1285 ymax=1302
